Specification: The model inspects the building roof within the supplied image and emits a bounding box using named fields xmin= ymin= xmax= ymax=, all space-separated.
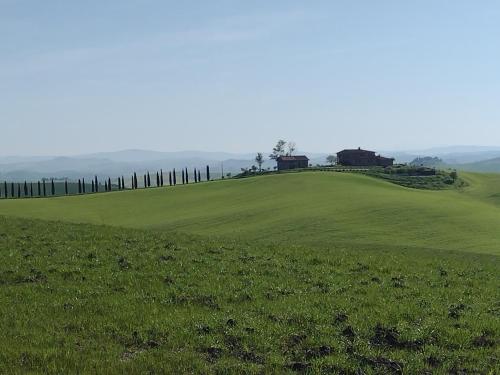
xmin=337 ymin=148 xmax=375 ymax=154
xmin=277 ymin=155 xmax=309 ymax=161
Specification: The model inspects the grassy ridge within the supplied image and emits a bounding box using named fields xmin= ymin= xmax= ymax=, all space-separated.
xmin=0 ymin=172 xmax=499 ymax=254
xmin=0 ymin=217 xmax=498 ymax=374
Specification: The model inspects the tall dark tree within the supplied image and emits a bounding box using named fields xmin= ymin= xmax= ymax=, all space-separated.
xmin=147 ymin=172 xmax=151 ymax=187
xmin=24 ymin=181 xmax=28 ymax=196
xmin=43 ymin=181 xmax=46 ymax=197
xmin=173 ymin=169 xmax=177 ymax=185
xmin=82 ymin=178 xmax=86 ymax=193
xmin=143 ymin=174 xmax=147 ymax=188
xmin=160 ymin=170 xmax=164 ymax=186
xmin=118 ymin=177 xmax=121 ymax=190
xmin=194 ymin=168 xmax=198 ymax=183
xmin=206 ymin=165 xmax=210 ymax=181
xmin=51 ymin=179 xmax=55 ymax=196
xmin=108 ymin=177 xmax=112 ymax=191
xmin=122 ymin=176 xmax=125 ymax=190
xmin=198 ymin=170 xmax=201 ymax=183
xmin=95 ymin=176 xmax=99 ymax=192
xmin=65 ymin=180 xmax=68 ymax=195
xmin=11 ymin=182 xmax=15 ymax=198
xmin=91 ymin=180 xmax=95 ymax=193
xmin=78 ymin=179 xmax=82 ymax=194
xmin=5 ymin=181 xmax=9 ymax=198
xmin=37 ymin=181 xmax=41 ymax=196
xmin=105 ymin=181 xmax=108 ymax=191
xmin=156 ymin=172 xmax=160 ymax=187
xmin=185 ymin=168 xmax=189 ymax=184
xmin=30 ymin=182 xmax=33 ymax=197
xmin=134 ymin=172 xmax=138 ymax=189
xmin=181 ymin=169 xmax=185 ymax=184
xmin=17 ymin=183 xmax=21 ymax=198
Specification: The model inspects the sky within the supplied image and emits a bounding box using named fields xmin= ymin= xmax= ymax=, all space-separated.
xmin=1 ymin=0 xmax=499 ymax=156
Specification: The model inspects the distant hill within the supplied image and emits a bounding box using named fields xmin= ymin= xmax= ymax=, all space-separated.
xmin=455 ymin=157 xmax=500 ymax=173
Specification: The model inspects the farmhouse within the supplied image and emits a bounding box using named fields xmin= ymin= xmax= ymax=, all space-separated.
xmin=337 ymin=148 xmax=394 ymax=167
xmin=277 ymin=155 xmax=309 ymax=171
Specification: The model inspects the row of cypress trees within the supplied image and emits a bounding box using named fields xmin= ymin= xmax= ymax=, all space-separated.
xmin=1 ymin=166 xmax=212 ymax=199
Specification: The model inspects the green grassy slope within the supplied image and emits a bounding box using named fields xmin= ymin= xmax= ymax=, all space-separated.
xmin=1 ymin=217 xmax=498 ymax=374
xmin=1 ymin=172 xmax=499 ymax=254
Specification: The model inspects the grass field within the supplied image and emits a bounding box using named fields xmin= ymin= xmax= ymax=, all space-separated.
xmin=0 ymin=171 xmax=499 ymax=373
xmin=1 ymin=172 xmax=499 ymax=254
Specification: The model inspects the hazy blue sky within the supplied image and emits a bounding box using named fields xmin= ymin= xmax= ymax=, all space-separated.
xmin=1 ymin=0 xmax=499 ymax=155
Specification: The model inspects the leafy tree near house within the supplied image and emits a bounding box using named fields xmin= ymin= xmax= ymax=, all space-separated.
xmin=270 ymin=139 xmax=287 ymax=160
xmin=255 ymin=153 xmax=265 ymax=171
xmin=326 ymin=155 xmax=337 ymax=165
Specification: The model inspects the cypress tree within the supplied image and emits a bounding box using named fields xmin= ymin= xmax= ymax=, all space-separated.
xmin=105 ymin=181 xmax=108 ymax=191
xmin=30 ymin=182 xmax=33 ymax=197
xmin=156 ymin=172 xmax=160 ymax=187
xmin=82 ymin=178 xmax=86 ymax=194
xmin=65 ymin=180 xmax=68 ymax=195
xmin=182 ymin=169 xmax=185 ymax=184
xmin=143 ymin=174 xmax=147 ymax=188
xmin=121 ymin=176 xmax=125 ymax=190
xmin=198 ymin=170 xmax=201 ymax=183
xmin=108 ymin=177 xmax=111 ymax=191
xmin=169 ymin=172 xmax=172 ymax=186
xmin=24 ymin=181 xmax=28 ymax=196
xmin=91 ymin=180 xmax=95 ymax=193
xmin=194 ymin=168 xmax=197 ymax=183
xmin=147 ymin=172 xmax=151 ymax=187
xmin=51 ymin=179 xmax=55 ymax=196
xmin=11 ymin=182 xmax=14 ymax=198
xmin=118 ymin=177 xmax=121 ymax=190
xmin=5 ymin=181 xmax=8 ymax=198
xmin=206 ymin=165 xmax=210 ymax=181
xmin=78 ymin=179 xmax=82 ymax=194
xmin=17 ymin=183 xmax=21 ymax=198
xmin=95 ymin=176 xmax=99 ymax=192
xmin=43 ymin=181 xmax=46 ymax=197
xmin=37 ymin=181 xmax=41 ymax=196
xmin=185 ymin=168 xmax=189 ymax=184
xmin=173 ymin=169 xmax=177 ymax=185
xmin=134 ymin=173 xmax=138 ymax=189
xmin=160 ymin=170 xmax=164 ymax=186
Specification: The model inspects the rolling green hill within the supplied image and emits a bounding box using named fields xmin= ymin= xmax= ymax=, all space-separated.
xmin=1 ymin=172 xmax=499 ymax=255
xmin=1 ymin=171 xmax=499 ymax=373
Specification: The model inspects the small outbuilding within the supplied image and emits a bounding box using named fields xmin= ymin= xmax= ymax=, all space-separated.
xmin=277 ymin=155 xmax=309 ymax=171
xmin=337 ymin=148 xmax=394 ymax=167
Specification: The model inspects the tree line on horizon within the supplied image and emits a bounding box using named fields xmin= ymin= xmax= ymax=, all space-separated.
xmin=0 ymin=166 xmax=211 ymax=199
